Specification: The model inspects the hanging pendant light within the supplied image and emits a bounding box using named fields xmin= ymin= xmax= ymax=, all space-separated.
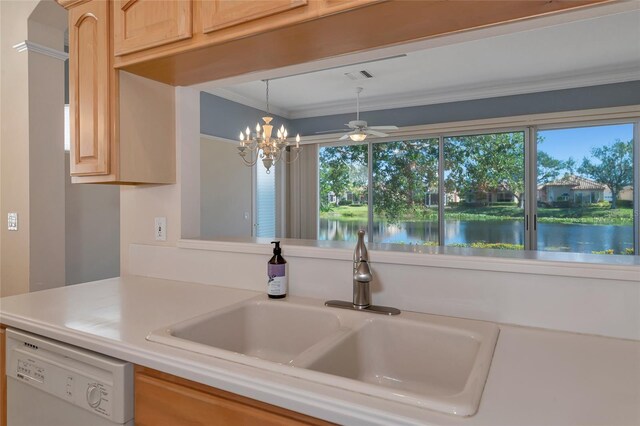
xmin=237 ymin=80 xmax=302 ymax=173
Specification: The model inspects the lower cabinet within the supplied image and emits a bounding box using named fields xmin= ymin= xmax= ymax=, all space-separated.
xmin=134 ymin=366 xmax=332 ymax=425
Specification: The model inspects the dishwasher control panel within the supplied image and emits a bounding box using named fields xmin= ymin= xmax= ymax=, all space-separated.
xmin=6 ymin=329 xmax=133 ymax=424
xmin=12 ymin=354 xmax=115 ymax=417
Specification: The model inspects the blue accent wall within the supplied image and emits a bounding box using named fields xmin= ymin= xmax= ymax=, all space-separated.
xmin=201 ymin=81 xmax=640 ymax=138
xmin=200 ymin=92 xmax=295 ymax=140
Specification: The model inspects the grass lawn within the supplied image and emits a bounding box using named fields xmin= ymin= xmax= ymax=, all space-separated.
xmin=320 ymin=204 xmax=633 ymax=225
xmin=320 ymin=205 xmax=369 ymax=220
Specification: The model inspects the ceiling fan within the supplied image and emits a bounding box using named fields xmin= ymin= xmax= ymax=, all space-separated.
xmin=317 ymin=87 xmax=398 ymax=141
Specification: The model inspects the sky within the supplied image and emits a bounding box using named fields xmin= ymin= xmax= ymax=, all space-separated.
xmin=537 ymin=123 xmax=634 ymax=163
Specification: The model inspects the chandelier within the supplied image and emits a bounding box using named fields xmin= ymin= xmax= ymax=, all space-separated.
xmin=238 ymin=80 xmax=301 ymax=173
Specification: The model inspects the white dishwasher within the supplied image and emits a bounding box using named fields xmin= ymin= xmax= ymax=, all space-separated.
xmin=5 ymin=328 xmax=134 ymax=426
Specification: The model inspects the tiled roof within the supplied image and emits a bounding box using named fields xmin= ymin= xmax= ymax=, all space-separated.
xmin=541 ymin=175 xmax=606 ymax=190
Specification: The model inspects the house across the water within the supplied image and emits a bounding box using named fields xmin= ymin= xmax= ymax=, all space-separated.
xmin=538 ymin=175 xmax=606 ymax=205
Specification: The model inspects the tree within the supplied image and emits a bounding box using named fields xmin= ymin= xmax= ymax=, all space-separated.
xmin=319 ymin=144 xmax=367 ymax=211
xmin=445 ymin=132 xmax=525 ymax=207
xmin=537 ymin=151 xmax=566 ymax=184
xmin=372 ymin=139 xmax=438 ymax=222
xmin=578 ymin=139 xmax=633 ymax=209
xmin=564 ymin=157 xmax=577 ymax=175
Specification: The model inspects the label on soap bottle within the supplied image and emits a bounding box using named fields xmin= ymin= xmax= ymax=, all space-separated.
xmin=267 ymin=263 xmax=288 ymax=296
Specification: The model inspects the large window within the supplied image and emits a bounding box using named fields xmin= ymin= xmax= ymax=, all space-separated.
xmin=444 ymin=131 xmax=525 ymax=250
xmin=537 ymin=124 xmax=635 ymax=255
xmin=317 ymin=118 xmax=638 ymax=258
xmin=318 ymin=143 xmax=368 ymax=242
xmin=372 ymin=139 xmax=439 ymax=245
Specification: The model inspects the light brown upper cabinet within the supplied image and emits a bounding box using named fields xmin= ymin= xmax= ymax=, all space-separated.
xmin=113 ymin=0 xmax=192 ymax=56
xmin=69 ymin=0 xmax=111 ymax=177
xmin=66 ymin=0 xmax=176 ymax=184
xmin=318 ymin=0 xmax=380 ymax=16
xmin=200 ymin=0 xmax=308 ymax=33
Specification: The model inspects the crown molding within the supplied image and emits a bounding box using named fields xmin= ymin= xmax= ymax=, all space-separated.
xmin=200 ymin=133 xmax=238 ymax=145
xmin=204 ymin=87 xmax=292 ymax=120
xmin=286 ymin=64 xmax=640 ymax=119
xmin=12 ymin=41 xmax=68 ymax=61
xmin=300 ymin=104 xmax=640 ymax=144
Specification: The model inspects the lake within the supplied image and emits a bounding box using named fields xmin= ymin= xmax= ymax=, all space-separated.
xmin=319 ymin=218 xmax=635 ymax=254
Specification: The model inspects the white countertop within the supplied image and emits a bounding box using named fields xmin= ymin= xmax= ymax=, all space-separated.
xmin=1 ymin=276 xmax=639 ymax=425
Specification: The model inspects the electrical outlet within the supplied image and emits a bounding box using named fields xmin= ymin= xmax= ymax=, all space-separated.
xmin=8 ymin=212 xmax=18 ymax=231
xmin=154 ymin=217 xmax=167 ymax=241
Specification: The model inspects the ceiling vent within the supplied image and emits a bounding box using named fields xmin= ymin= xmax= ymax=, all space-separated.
xmin=344 ymin=70 xmax=374 ymax=81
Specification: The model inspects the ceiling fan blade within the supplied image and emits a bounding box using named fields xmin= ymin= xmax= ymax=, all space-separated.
xmin=365 ymin=129 xmax=389 ymax=137
xmin=339 ymin=133 xmax=351 ymax=140
xmin=368 ymin=125 xmax=398 ymax=130
xmin=315 ymin=128 xmax=348 ymax=134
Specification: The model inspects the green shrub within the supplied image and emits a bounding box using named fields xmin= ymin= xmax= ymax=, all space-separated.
xmin=592 ymin=249 xmax=615 ymax=255
xmin=592 ymin=248 xmax=634 ymax=255
xmin=447 ymin=241 xmax=523 ymax=250
xmin=338 ymin=199 xmax=352 ymax=206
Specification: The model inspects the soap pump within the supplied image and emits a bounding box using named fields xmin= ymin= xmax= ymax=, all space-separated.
xmin=267 ymin=241 xmax=287 ymax=299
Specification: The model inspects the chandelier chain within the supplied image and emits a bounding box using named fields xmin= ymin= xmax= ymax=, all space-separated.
xmin=266 ymin=80 xmax=270 ymax=114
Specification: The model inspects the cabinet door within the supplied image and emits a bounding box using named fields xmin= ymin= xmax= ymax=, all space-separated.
xmin=69 ymin=1 xmax=110 ymax=176
xmin=113 ymin=0 xmax=192 ymax=56
xmin=135 ymin=367 xmax=331 ymax=425
xmin=201 ymin=0 xmax=308 ymax=33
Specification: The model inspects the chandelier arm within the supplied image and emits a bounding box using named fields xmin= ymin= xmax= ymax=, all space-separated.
xmin=240 ymin=155 xmax=259 ymax=167
xmin=285 ymin=148 xmax=303 ymax=165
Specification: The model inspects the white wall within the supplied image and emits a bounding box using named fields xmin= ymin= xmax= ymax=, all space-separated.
xmin=0 ymin=0 xmax=67 ymax=297
xmin=0 ymin=0 xmax=35 ymax=297
xmin=64 ymin=153 xmax=119 ymax=285
xmin=200 ymin=136 xmax=252 ymax=239
xmin=28 ymin=13 xmax=67 ymax=293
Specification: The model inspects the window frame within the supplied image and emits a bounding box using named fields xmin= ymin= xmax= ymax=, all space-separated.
xmin=316 ymin=110 xmax=640 ymax=258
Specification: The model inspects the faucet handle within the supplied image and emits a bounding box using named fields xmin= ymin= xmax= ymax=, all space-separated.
xmin=354 ymin=259 xmax=373 ymax=283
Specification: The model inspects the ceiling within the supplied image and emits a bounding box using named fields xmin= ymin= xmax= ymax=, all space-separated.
xmin=197 ymin=6 xmax=640 ymax=120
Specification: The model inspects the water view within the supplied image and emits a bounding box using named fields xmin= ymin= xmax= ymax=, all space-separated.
xmin=319 ymin=218 xmax=634 ymax=254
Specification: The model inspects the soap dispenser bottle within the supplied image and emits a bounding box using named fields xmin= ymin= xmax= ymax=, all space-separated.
xmin=267 ymin=241 xmax=287 ymax=299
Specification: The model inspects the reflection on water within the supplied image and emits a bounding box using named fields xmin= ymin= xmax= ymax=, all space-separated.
xmin=538 ymin=222 xmax=633 ymax=254
xmin=318 ymin=219 xmax=438 ymax=244
xmin=319 ymin=218 xmax=633 ymax=253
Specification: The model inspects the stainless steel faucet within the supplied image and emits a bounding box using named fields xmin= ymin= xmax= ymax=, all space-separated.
xmin=326 ymin=230 xmax=400 ymax=315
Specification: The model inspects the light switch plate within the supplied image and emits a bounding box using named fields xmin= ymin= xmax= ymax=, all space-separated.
xmin=155 ymin=217 xmax=167 ymax=241
xmin=8 ymin=212 xmax=18 ymax=231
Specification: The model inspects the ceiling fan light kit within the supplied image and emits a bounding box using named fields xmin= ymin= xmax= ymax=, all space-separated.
xmin=321 ymin=87 xmax=399 ymax=142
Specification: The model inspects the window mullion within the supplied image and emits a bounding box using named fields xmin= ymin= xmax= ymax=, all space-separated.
xmin=367 ymin=140 xmax=374 ymax=244
xmin=634 ymin=121 xmax=640 ymax=256
xmin=525 ymin=126 xmax=538 ymax=251
xmin=438 ymin=135 xmax=445 ymax=247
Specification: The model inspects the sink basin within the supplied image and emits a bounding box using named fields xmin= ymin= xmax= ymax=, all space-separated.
xmin=147 ymin=296 xmax=498 ymax=417
xmin=302 ymin=317 xmax=498 ymax=416
xmin=149 ymin=299 xmax=345 ymax=365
